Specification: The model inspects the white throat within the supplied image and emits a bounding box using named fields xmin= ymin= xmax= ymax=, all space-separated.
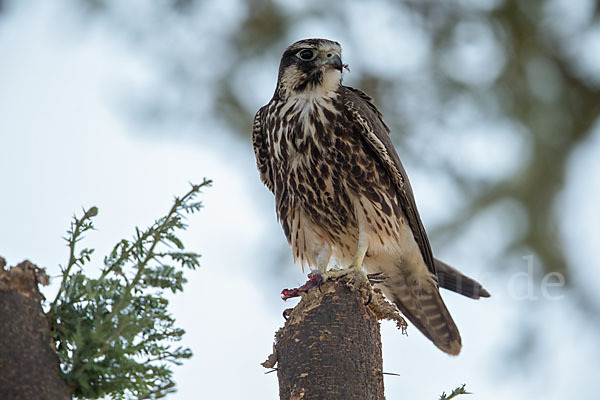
xmin=291 ymin=69 xmax=341 ymax=103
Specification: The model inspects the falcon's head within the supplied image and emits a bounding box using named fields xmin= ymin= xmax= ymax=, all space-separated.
xmin=275 ymin=38 xmax=345 ymax=99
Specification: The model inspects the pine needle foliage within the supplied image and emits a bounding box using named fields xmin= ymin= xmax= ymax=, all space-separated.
xmin=46 ymin=180 xmax=211 ymax=399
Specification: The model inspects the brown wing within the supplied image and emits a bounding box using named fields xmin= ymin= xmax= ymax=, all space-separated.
xmin=252 ymin=106 xmax=274 ymax=192
xmin=341 ymin=86 xmax=436 ymax=276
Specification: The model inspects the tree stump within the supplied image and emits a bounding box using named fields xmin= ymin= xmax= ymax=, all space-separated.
xmin=0 ymin=258 xmax=72 ymax=400
xmin=263 ymin=270 xmax=406 ymax=400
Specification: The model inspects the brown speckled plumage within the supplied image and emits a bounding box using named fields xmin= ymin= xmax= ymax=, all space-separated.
xmin=253 ymin=38 xmax=474 ymax=355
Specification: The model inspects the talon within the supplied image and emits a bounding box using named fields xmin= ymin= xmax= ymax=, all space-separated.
xmin=367 ymin=272 xmax=388 ymax=284
xmin=310 ymin=271 xmax=324 ymax=292
xmin=283 ymin=309 xmax=292 ymax=320
xmin=364 ymin=292 xmax=373 ymax=306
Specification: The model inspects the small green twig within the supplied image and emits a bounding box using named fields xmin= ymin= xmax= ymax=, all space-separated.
xmin=50 ymin=206 xmax=98 ymax=312
xmin=439 ymin=384 xmax=471 ymax=400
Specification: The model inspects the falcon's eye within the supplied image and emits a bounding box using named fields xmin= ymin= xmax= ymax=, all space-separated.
xmin=297 ymin=49 xmax=316 ymax=61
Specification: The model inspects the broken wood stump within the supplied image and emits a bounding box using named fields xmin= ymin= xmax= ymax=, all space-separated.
xmin=263 ymin=270 xmax=406 ymax=400
xmin=0 ymin=257 xmax=71 ymax=400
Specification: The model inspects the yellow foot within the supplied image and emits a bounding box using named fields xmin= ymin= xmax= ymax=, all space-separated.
xmin=321 ymin=267 xmax=373 ymax=305
xmin=348 ymin=244 xmax=368 ymax=270
xmin=321 ymin=267 xmax=352 ymax=282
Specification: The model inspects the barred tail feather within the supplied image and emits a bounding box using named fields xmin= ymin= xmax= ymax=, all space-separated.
xmin=380 ymin=274 xmax=462 ymax=356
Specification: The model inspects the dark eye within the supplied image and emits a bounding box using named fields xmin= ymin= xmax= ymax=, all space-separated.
xmin=297 ymin=49 xmax=316 ymax=61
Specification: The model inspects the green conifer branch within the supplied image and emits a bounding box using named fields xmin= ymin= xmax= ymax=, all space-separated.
xmin=46 ymin=180 xmax=211 ymax=399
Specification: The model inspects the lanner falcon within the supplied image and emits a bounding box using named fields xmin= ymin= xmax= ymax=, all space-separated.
xmin=252 ymin=38 xmax=489 ymax=355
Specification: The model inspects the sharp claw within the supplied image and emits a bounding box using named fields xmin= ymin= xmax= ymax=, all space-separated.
xmin=367 ymin=272 xmax=388 ymax=284
xmin=364 ymin=292 xmax=373 ymax=306
xmin=282 ymin=308 xmax=292 ymax=320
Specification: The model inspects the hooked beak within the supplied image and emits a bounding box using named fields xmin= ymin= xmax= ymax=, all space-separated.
xmin=321 ymin=52 xmax=344 ymax=72
xmin=328 ymin=54 xmax=343 ymax=72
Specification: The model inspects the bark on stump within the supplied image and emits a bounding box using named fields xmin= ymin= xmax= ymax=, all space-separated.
xmin=0 ymin=258 xmax=72 ymax=400
xmin=263 ymin=270 xmax=406 ymax=400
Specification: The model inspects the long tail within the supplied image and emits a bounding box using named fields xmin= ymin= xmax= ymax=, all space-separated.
xmin=379 ymin=271 xmax=462 ymax=355
xmin=434 ymin=258 xmax=491 ymax=299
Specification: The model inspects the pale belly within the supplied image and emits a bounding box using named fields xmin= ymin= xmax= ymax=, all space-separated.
xmin=291 ymin=192 xmax=430 ymax=281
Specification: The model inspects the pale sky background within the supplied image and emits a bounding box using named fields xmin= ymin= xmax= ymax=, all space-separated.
xmin=1 ymin=1 xmax=599 ymax=399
